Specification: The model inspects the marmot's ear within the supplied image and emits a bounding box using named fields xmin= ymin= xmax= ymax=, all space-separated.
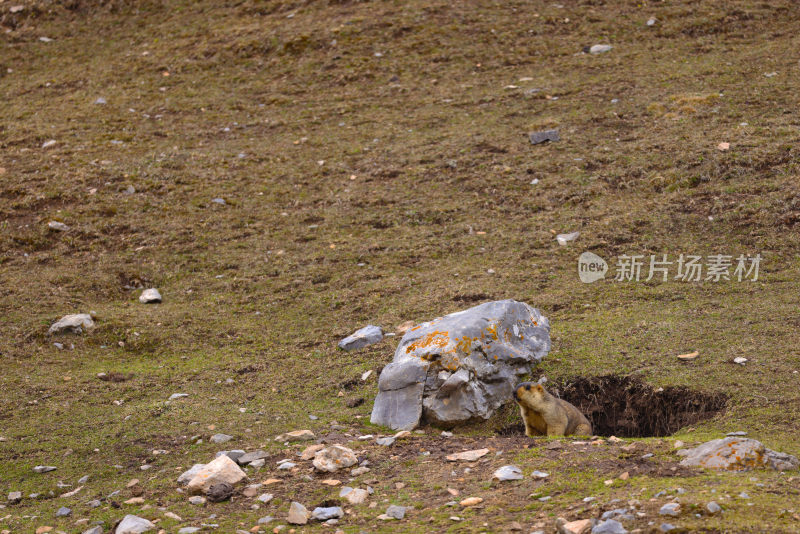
xmin=535 ymin=384 xmax=543 ymax=392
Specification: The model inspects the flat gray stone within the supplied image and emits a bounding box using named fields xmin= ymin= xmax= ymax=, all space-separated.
xmin=215 ymin=450 xmax=245 ymax=463
xmin=311 ymin=506 xmax=344 ymax=521
xmin=493 ymin=465 xmax=523 ymax=481
xmin=529 ymin=129 xmax=560 ymax=145
xmin=48 ymin=314 xmax=94 ymax=335
xmin=385 ymin=504 xmax=407 ymax=519
xmin=659 ymin=503 xmax=680 ymax=516
xmin=82 ymin=527 xmax=103 ymax=534
xmin=48 ymin=220 xmax=69 ymax=231
xmin=376 ymin=437 xmax=395 ymax=446
xmin=706 ymin=501 xmax=721 ymax=514
xmin=7 ymin=491 xmax=21 ymax=504
xmin=371 ymin=300 xmax=550 ymax=429
xmin=177 ymin=528 xmax=200 ymax=534
xmin=237 ymin=450 xmax=268 ymax=465
xmin=592 ymin=519 xmax=627 ymax=534
xmin=210 ymin=433 xmax=233 ymax=444
xmin=338 ymin=325 xmax=383 ymax=350
xmin=116 ymin=514 xmax=155 ymax=533
xmin=590 ymin=44 xmax=613 ymax=54
xmin=56 ymin=506 xmax=72 ymax=517
xmin=33 ymin=465 xmax=57 ymax=473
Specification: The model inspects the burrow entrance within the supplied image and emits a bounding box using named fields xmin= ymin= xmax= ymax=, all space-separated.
xmin=498 ymin=375 xmax=727 ymax=438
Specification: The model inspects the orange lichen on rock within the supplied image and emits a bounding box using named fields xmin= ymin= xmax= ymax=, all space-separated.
xmin=405 ymin=330 xmax=450 ymax=354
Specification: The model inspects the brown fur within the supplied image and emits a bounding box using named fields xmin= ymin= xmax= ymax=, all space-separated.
xmin=513 ymin=382 xmax=592 ymax=437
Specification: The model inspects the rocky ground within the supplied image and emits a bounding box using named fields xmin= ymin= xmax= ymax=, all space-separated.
xmin=2 ymin=0 xmax=800 ymax=532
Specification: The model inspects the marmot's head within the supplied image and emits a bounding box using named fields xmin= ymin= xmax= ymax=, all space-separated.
xmin=513 ymin=381 xmax=547 ymax=406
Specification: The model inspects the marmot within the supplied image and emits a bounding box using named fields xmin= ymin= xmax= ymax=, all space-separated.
xmin=514 ymin=382 xmax=592 ymax=437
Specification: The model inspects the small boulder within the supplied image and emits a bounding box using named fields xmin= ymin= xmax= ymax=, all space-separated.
xmin=341 ymin=487 xmax=368 ymax=505
xmin=115 ymin=515 xmax=155 ymax=534
xmin=557 ymin=518 xmax=593 ymax=534
xmin=8 ymin=491 xmax=22 ymax=504
xmin=206 ymin=483 xmax=233 ymax=503
xmin=55 ymin=507 xmax=71 ymax=517
xmin=48 ymin=314 xmax=94 ymax=335
xmin=186 ymin=455 xmax=247 ymax=495
xmin=659 ymin=503 xmax=680 ymax=517
xmin=493 ymin=465 xmax=523 ymax=481
xmin=311 ymin=506 xmax=344 ymax=521
xmin=210 ymin=433 xmax=233 ymax=444
xmin=139 ymin=289 xmax=162 ymax=304
xmin=287 ymin=502 xmax=310 ymax=525
xmin=216 ymin=450 xmax=245 ymax=463
xmin=300 ymin=444 xmax=325 ymax=460
xmin=446 ymin=448 xmax=489 ymax=462
xmin=313 ymin=445 xmax=358 ymax=472
xmin=237 ymin=450 xmax=268 ymax=465
xmin=589 ymin=44 xmax=613 ymax=54
xmin=385 ymin=505 xmax=407 ymax=519
xmin=678 ymin=437 xmax=799 ymax=471
xmin=275 ymin=429 xmax=315 ymax=442
xmin=592 ymin=519 xmax=627 ymax=534
xmin=177 ymin=464 xmax=206 ymax=485
xmin=529 ymin=130 xmax=560 ymax=145
xmin=82 ymin=527 xmax=103 ymax=534
xmin=706 ymin=501 xmax=721 ymax=514
xmin=338 ymin=325 xmax=383 ymax=351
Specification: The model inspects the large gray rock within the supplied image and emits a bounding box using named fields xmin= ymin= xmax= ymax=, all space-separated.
xmin=371 ymin=300 xmax=550 ymax=430
xmin=48 ymin=314 xmax=95 ymax=335
xmin=678 ymin=437 xmax=798 ymax=471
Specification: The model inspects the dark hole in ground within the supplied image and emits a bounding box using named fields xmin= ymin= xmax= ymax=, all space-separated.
xmin=498 ymin=375 xmax=727 ymax=438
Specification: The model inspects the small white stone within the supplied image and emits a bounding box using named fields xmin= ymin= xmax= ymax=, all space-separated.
xmin=139 ymin=288 xmax=162 ymax=304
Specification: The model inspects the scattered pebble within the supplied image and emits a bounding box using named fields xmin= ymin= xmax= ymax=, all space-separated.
xmin=460 ymin=497 xmax=483 ymax=507
xmin=528 ymin=129 xmax=560 ymax=145
xmin=659 ymin=503 xmax=681 ymax=516
xmin=210 ymin=433 xmax=233 ymax=444
xmin=33 ymin=466 xmax=57 ymax=474
xmin=493 ymin=465 xmax=523 ymax=481
xmin=556 ymin=231 xmax=580 ymax=246
xmin=589 ymin=44 xmax=613 ymax=54
xmin=48 ymin=221 xmax=69 ymax=231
